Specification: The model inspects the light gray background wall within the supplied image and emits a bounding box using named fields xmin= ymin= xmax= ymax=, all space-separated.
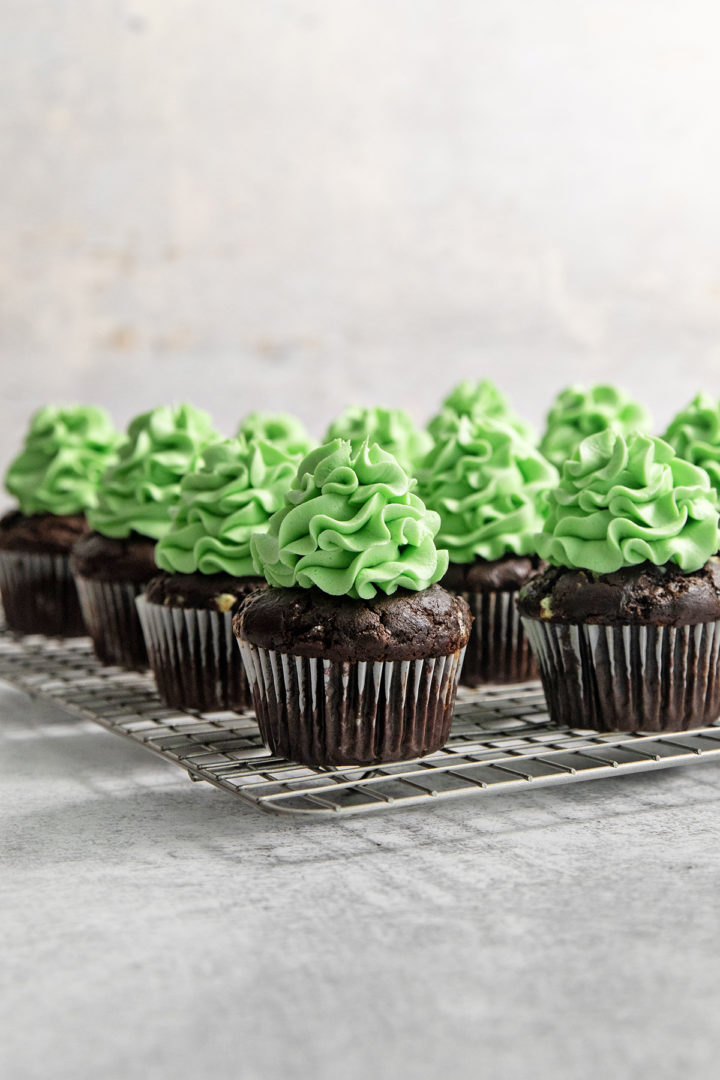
xmin=2 ymin=0 xmax=720 ymax=464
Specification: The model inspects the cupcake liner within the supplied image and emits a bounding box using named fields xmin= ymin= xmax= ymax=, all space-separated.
xmin=0 ymin=550 xmax=86 ymax=636
xmin=136 ymin=597 xmax=251 ymax=713
xmin=236 ymin=639 xmax=466 ymax=766
xmin=522 ymin=617 xmax=720 ymax=732
xmin=458 ymin=589 xmax=536 ymax=685
xmin=74 ymin=575 xmax=148 ymax=669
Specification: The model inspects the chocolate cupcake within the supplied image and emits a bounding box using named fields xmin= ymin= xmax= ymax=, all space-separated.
xmin=0 ymin=405 xmax=118 ymax=635
xmin=136 ymin=437 xmax=301 ymax=712
xmin=325 ymin=405 xmax=431 ymax=476
xmin=71 ymin=404 xmax=218 ymax=668
xmin=539 ymin=384 xmax=651 ymax=468
xmin=427 ymin=379 xmax=536 ymax=445
xmin=518 ymin=430 xmax=720 ymax=732
xmin=234 ymin=439 xmax=471 ymax=766
xmin=418 ymin=416 xmax=557 ymax=684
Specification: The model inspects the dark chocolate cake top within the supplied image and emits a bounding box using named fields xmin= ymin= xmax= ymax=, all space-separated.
xmin=517 ymin=559 xmax=720 ymax=627
xmin=234 ymin=583 xmax=472 ymax=661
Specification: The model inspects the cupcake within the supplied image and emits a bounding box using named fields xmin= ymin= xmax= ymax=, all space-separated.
xmin=71 ymin=404 xmax=218 ymax=668
xmin=325 ymin=406 xmax=431 ymax=475
xmin=419 ymin=415 xmax=558 ymax=684
xmin=518 ymin=430 xmax=720 ymax=732
xmin=662 ymin=393 xmax=720 ymax=504
xmin=0 ymin=405 xmax=118 ymax=635
xmin=237 ymin=411 xmax=314 ymax=457
xmin=234 ymin=439 xmax=472 ymax=766
xmin=428 ymin=379 xmax=535 ymax=444
xmin=136 ymin=437 xmax=302 ymax=712
xmin=540 ymin=384 xmax=651 ymax=468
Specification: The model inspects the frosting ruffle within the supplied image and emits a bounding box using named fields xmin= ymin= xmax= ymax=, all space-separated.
xmin=251 ymin=439 xmax=449 ymax=599
xmin=88 ymin=404 xmax=218 ymax=540
xmin=540 ymin=384 xmax=651 ymax=468
xmin=663 ymin=393 xmax=720 ymax=505
xmin=155 ymin=437 xmax=301 ymax=577
xmin=428 ymin=379 xmax=535 ymax=444
xmin=237 ymin=412 xmax=314 ymax=457
xmin=419 ymin=416 xmax=558 ymax=563
xmin=325 ymin=406 xmax=431 ymax=473
xmin=536 ymin=430 xmax=719 ymax=574
xmin=5 ymin=405 xmax=119 ymax=516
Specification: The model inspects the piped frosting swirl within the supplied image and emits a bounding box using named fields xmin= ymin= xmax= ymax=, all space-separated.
xmin=540 ymin=384 xmax=651 ymax=468
xmin=251 ymin=439 xmax=449 ymax=599
xmin=88 ymin=404 xmax=218 ymax=540
xmin=419 ymin=416 xmax=559 ymax=563
xmin=5 ymin=405 xmax=119 ymax=516
xmin=536 ymin=430 xmax=719 ymax=574
xmin=155 ymin=437 xmax=301 ymax=577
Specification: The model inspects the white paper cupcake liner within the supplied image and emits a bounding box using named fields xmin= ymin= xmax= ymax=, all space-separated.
xmin=522 ymin=617 xmax=720 ymax=732
xmin=236 ymin=638 xmax=466 ymax=766
xmin=136 ymin=597 xmax=251 ymax=713
xmin=74 ymin=575 xmax=148 ymax=668
xmin=0 ymin=550 xmax=85 ymax=636
xmin=458 ymin=588 xmax=537 ymax=685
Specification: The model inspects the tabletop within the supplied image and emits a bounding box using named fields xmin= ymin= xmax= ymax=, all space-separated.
xmin=3 ymin=679 xmax=720 ymax=1080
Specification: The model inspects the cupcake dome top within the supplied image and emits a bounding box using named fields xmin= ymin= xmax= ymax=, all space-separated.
xmin=662 ymin=393 xmax=720 ymax=505
xmin=88 ymin=404 xmax=218 ymax=541
xmin=540 ymin=383 xmax=651 ymax=467
xmin=419 ymin=416 xmax=558 ymax=564
xmin=251 ymin=438 xmax=449 ymax=599
xmin=536 ymin=430 xmax=719 ymax=574
xmin=5 ymin=404 xmax=119 ymax=516
xmin=428 ymin=379 xmax=535 ymax=444
xmin=237 ymin=411 xmax=314 ymax=457
xmin=325 ymin=405 xmax=431 ymax=474
xmin=155 ymin=437 xmax=302 ymax=577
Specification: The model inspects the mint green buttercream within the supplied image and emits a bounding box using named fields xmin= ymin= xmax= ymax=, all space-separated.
xmin=5 ymin=405 xmax=119 ymax=516
xmin=251 ymin=439 xmax=449 ymax=599
xmin=428 ymin=379 xmax=536 ymax=444
xmin=536 ymin=431 xmax=719 ymax=574
xmin=237 ymin=412 xmax=314 ymax=457
xmin=419 ymin=417 xmax=559 ymax=563
xmin=155 ymin=437 xmax=302 ymax=576
xmin=540 ymin=384 xmax=651 ymax=468
xmin=662 ymin=393 xmax=720 ymax=506
xmin=325 ymin=406 xmax=432 ymax=473
xmin=88 ymin=404 xmax=218 ymax=540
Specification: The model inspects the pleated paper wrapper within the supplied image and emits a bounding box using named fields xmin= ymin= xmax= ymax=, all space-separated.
xmin=458 ymin=588 xmax=536 ymax=686
xmin=137 ymin=596 xmax=251 ymax=713
xmin=522 ymin=617 xmax=720 ymax=732
xmin=75 ymin=574 xmax=149 ymax=669
xmin=0 ymin=550 xmax=85 ymax=636
xmin=236 ymin=637 xmax=466 ymax=766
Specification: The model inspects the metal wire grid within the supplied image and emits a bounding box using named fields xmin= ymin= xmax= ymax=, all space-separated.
xmin=2 ymin=628 xmax=720 ymax=817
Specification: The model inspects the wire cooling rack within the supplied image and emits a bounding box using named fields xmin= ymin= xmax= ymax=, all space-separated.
xmin=2 ymin=627 xmax=720 ymax=817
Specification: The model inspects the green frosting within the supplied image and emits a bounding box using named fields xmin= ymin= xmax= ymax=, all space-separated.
xmin=88 ymin=404 xmax=218 ymax=540
xmin=428 ymin=379 xmax=536 ymax=444
xmin=5 ymin=405 xmax=119 ymax=516
xmin=536 ymin=430 xmax=719 ymax=574
xmin=540 ymin=384 xmax=651 ymax=468
xmin=419 ymin=417 xmax=559 ymax=563
xmin=251 ymin=439 xmax=449 ymax=599
xmin=237 ymin=412 xmax=314 ymax=457
xmin=662 ymin=393 xmax=720 ymax=505
xmin=155 ymin=437 xmax=301 ymax=577
xmin=325 ymin=406 xmax=432 ymax=473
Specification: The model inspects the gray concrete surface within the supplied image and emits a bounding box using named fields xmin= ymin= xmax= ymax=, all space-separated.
xmin=2 ymin=681 xmax=720 ymax=1080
